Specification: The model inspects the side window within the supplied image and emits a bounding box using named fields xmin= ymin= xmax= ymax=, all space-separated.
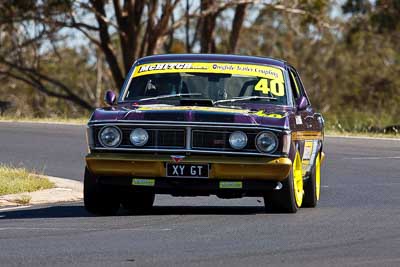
xmin=289 ymin=67 xmax=310 ymax=106
xmin=289 ymin=69 xmax=301 ymax=100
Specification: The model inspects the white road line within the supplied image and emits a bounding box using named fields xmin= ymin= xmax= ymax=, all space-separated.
xmin=0 ymin=205 xmax=32 ymax=212
xmin=326 ymin=135 xmax=400 ymax=141
xmin=343 ymin=156 xmax=400 ymax=160
xmin=0 ymin=227 xmax=172 ymax=232
xmin=0 ymin=227 xmax=92 ymax=231
xmin=348 ymin=258 xmax=400 ymax=266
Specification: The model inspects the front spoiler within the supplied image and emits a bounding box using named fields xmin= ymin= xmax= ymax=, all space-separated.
xmin=86 ymin=152 xmax=292 ymax=181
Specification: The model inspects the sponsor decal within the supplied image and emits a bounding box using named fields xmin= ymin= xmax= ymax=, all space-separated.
xmin=171 ymin=155 xmax=185 ymax=163
xmin=132 ymin=62 xmax=284 ymax=82
xmin=132 ymin=178 xmax=155 ymax=187
xmin=295 ymin=115 xmax=302 ymax=125
xmin=254 ymin=110 xmax=286 ymax=119
xmin=219 ymin=181 xmax=243 ymax=189
xmin=138 ymin=63 xmax=199 ymax=73
xmin=303 ymin=141 xmax=313 ymax=160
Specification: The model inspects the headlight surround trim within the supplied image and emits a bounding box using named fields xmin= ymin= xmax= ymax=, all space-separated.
xmin=229 ymin=131 xmax=248 ymax=150
xmin=98 ymin=126 xmax=122 ymax=148
xmin=130 ymin=128 xmax=149 ymax=147
xmin=255 ymin=131 xmax=279 ymax=153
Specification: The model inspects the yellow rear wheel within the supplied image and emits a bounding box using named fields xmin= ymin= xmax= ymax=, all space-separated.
xmin=315 ymin=153 xmax=321 ymax=201
xmin=303 ymin=152 xmax=321 ymax=207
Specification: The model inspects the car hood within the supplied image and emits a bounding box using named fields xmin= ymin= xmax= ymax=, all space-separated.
xmin=90 ymin=104 xmax=293 ymax=128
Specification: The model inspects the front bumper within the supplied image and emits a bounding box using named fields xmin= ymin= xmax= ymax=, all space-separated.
xmin=86 ymin=152 xmax=292 ymax=181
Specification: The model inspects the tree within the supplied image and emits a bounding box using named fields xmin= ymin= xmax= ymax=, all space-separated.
xmin=0 ymin=0 xmax=255 ymax=111
xmin=0 ymin=0 xmax=342 ymax=114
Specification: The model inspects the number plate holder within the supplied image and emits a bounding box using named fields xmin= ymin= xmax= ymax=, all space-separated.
xmin=166 ymin=163 xmax=209 ymax=178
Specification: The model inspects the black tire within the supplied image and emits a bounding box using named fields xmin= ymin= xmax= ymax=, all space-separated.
xmin=120 ymin=191 xmax=155 ymax=214
xmin=303 ymin=153 xmax=321 ymax=208
xmin=84 ymin=167 xmax=120 ymax=216
xmin=264 ymin=171 xmax=298 ymax=213
xmin=264 ymin=152 xmax=303 ymax=213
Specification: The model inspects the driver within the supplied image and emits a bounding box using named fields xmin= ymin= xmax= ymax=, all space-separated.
xmin=144 ymin=74 xmax=183 ymax=96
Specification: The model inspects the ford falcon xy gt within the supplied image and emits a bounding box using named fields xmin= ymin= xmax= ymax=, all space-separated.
xmin=84 ymin=54 xmax=325 ymax=215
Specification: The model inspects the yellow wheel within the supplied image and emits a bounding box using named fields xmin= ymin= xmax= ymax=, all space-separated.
xmin=264 ymin=150 xmax=303 ymax=213
xmin=293 ymin=151 xmax=304 ymax=208
xmin=303 ymin=152 xmax=321 ymax=207
xmin=316 ymin=153 xmax=321 ymax=201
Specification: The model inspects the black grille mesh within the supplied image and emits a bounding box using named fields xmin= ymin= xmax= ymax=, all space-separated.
xmin=192 ymin=130 xmax=257 ymax=152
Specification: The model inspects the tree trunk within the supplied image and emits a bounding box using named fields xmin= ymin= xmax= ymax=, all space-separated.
xmin=200 ymin=0 xmax=218 ymax=53
xmin=228 ymin=3 xmax=248 ymax=54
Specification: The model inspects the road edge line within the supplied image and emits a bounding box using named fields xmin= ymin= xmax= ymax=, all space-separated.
xmin=325 ymin=135 xmax=399 ymax=141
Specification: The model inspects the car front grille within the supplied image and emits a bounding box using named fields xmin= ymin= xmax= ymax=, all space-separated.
xmin=120 ymin=127 xmax=185 ymax=148
xmin=94 ymin=127 xmax=185 ymax=149
xmin=192 ymin=129 xmax=258 ymax=152
xmin=92 ymin=125 xmax=280 ymax=155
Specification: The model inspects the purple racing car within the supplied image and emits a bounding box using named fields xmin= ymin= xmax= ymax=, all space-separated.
xmin=84 ymin=54 xmax=325 ymax=215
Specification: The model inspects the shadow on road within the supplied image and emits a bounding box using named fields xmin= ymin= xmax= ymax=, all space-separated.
xmin=0 ymin=203 xmax=266 ymax=219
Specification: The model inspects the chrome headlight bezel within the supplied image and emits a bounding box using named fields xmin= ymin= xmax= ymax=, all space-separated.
xmin=130 ymin=128 xmax=149 ymax=147
xmin=98 ymin=126 xmax=122 ymax=148
xmin=255 ymin=131 xmax=279 ymax=153
xmin=229 ymin=131 xmax=248 ymax=150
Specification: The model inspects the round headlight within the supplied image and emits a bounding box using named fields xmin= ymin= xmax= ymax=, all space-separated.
xmin=130 ymin=128 xmax=149 ymax=146
xmin=229 ymin=131 xmax=248 ymax=150
xmin=256 ymin=132 xmax=278 ymax=153
xmin=98 ymin=126 xmax=122 ymax=147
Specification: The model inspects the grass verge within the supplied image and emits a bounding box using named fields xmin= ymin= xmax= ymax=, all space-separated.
xmin=0 ymin=115 xmax=87 ymax=125
xmin=0 ymin=165 xmax=55 ymax=196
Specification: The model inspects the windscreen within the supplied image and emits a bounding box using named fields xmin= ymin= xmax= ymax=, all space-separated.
xmin=123 ymin=62 xmax=287 ymax=105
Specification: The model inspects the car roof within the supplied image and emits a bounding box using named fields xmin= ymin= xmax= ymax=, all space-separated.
xmin=135 ymin=54 xmax=287 ymax=68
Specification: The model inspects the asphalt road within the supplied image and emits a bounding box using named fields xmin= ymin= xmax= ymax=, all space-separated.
xmin=0 ymin=122 xmax=400 ymax=266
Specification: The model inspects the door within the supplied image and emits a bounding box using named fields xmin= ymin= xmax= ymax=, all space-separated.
xmin=288 ymin=66 xmax=323 ymax=176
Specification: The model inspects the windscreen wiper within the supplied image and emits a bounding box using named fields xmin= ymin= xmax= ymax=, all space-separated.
xmin=138 ymin=93 xmax=203 ymax=102
xmin=214 ymin=96 xmax=277 ymax=104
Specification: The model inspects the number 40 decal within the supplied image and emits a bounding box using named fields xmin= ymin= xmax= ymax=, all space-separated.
xmin=254 ymin=79 xmax=285 ymax=96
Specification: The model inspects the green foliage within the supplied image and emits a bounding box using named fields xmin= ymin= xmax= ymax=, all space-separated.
xmin=0 ymin=165 xmax=54 ymax=196
xmin=232 ymin=1 xmax=399 ymax=133
xmin=0 ymin=47 xmax=97 ymax=117
xmin=0 ymin=1 xmax=398 ymax=133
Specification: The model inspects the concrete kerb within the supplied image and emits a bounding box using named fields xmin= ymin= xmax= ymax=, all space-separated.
xmin=0 ymin=175 xmax=83 ymax=208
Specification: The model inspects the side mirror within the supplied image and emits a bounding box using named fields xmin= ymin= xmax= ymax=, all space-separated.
xmin=296 ymin=96 xmax=308 ymax=111
xmin=104 ymin=90 xmax=117 ymax=106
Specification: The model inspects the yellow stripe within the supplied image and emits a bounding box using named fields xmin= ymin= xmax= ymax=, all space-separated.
xmin=138 ymin=105 xmax=250 ymax=113
xmin=132 ymin=62 xmax=284 ymax=82
xmin=292 ymin=131 xmax=323 ymax=140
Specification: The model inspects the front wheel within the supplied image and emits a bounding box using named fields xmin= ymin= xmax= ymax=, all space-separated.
xmin=264 ymin=151 xmax=304 ymax=213
xmin=84 ymin=167 xmax=120 ymax=216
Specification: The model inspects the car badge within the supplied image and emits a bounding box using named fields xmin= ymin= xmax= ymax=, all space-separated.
xmin=213 ymin=139 xmax=225 ymax=145
xmin=171 ymin=155 xmax=185 ymax=163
